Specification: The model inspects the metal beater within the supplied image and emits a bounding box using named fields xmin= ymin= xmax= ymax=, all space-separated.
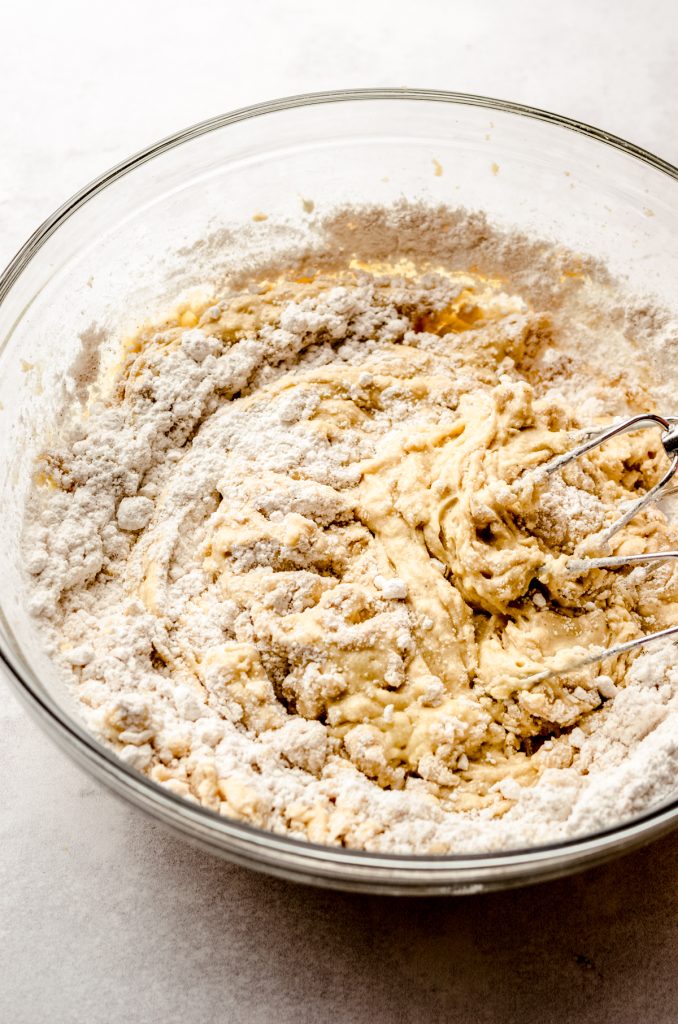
xmin=523 ymin=413 xmax=678 ymax=684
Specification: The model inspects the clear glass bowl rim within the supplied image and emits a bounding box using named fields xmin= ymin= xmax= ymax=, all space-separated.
xmin=2 ymin=87 xmax=677 ymax=891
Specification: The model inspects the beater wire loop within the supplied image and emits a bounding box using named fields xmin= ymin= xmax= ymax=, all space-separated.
xmin=523 ymin=414 xmax=678 ymax=681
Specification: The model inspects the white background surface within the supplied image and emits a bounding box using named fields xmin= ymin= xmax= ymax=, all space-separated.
xmin=1 ymin=2 xmax=677 ymax=1021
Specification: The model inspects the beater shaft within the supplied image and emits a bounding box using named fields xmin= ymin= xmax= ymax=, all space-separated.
xmin=521 ymin=625 xmax=678 ymax=687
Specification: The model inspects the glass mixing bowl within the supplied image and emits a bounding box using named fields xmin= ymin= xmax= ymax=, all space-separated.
xmin=1 ymin=89 xmax=677 ymax=896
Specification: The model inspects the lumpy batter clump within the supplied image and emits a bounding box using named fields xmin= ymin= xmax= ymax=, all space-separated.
xmin=24 ymin=205 xmax=678 ymax=852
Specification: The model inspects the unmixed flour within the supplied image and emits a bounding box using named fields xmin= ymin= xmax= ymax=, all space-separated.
xmin=23 ymin=203 xmax=678 ymax=853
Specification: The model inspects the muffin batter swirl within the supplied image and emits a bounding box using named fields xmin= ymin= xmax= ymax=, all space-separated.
xmin=25 ymin=223 xmax=678 ymax=850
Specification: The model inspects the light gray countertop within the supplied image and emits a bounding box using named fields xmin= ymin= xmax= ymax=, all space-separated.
xmin=1 ymin=2 xmax=676 ymax=1020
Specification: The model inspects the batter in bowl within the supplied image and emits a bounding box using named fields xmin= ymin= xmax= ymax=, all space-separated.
xmin=24 ymin=205 xmax=678 ymax=851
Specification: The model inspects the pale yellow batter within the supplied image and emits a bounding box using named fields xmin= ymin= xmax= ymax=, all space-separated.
xmin=94 ymin=265 xmax=678 ymax=813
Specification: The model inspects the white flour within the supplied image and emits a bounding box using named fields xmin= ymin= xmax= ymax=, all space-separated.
xmin=23 ymin=204 xmax=678 ymax=853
